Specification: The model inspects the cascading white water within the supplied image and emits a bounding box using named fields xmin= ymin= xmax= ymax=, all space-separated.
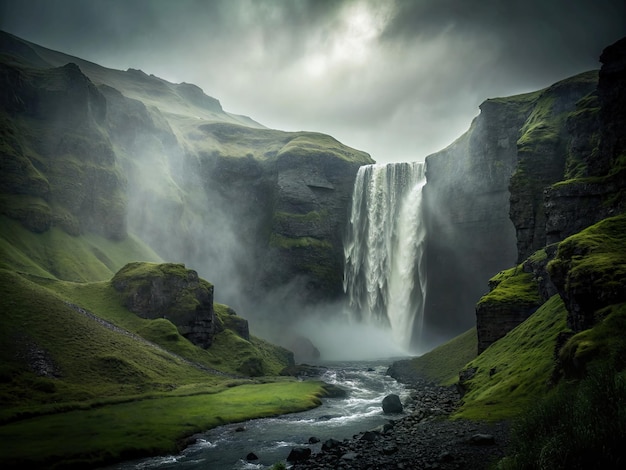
xmin=343 ymin=162 xmax=427 ymax=350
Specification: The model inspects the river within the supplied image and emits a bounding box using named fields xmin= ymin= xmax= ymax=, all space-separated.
xmin=106 ymin=360 xmax=410 ymax=470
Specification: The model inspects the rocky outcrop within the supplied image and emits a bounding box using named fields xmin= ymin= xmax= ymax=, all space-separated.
xmin=548 ymin=215 xmax=626 ymax=333
xmin=474 ymin=262 xmax=543 ymax=353
xmin=111 ymin=262 xmax=220 ymax=348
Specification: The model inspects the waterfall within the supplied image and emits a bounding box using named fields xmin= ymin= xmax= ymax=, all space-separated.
xmin=343 ymin=162 xmax=427 ymax=350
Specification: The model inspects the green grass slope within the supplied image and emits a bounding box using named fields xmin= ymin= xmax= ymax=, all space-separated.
xmin=0 ymin=267 xmax=327 ymax=468
xmin=0 ymin=215 xmax=162 ymax=281
xmin=396 ymin=328 xmax=478 ymax=386
xmin=455 ymin=295 xmax=568 ymax=420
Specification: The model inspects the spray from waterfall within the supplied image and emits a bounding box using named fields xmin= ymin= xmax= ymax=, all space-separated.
xmin=343 ymin=162 xmax=427 ymax=351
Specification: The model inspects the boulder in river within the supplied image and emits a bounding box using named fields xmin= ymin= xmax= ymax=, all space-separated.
xmin=382 ymin=393 xmax=403 ymax=414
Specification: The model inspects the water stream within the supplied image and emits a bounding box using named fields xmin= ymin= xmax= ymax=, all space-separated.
xmin=106 ymin=361 xmax=410 ymax=470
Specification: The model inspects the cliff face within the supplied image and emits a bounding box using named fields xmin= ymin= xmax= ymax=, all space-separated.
xmin=0 ymin=31 xmax=372 ymax=316
xmin=423 ymin=68 xmax=606 ymax=348
xmin=510 ymin=71 xmax=599 ymax=260
xmin=0 ymin=60 xmax=127 ymax=239
xmin=471 ymin=37 xmax=626 ymax=353
xmin=422 ymin=92 xmax=531 ymax=342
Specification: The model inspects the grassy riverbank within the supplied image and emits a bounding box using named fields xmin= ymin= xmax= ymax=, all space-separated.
xmin=0 ymin=380 xmax=328 ymax=469
xmin=0 ymin=262 xmax=330 ymax=469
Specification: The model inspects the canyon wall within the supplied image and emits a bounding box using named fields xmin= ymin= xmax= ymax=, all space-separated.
xmin=422 ymin=69 xmax=599 ymax=349
xmin=0 ymin=31 xmax=372 ymax=318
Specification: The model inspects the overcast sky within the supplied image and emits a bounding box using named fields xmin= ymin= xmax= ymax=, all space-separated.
xmin=1 ymin=0 xmax=625 ymax=163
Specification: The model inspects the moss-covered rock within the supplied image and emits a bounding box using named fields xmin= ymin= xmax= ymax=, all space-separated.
xmin=475 ymin=262 xmax=543 ymax=353
xmin=548 ymin=214 xmax=626 ymax=333
xmin=111 ymin=262 xmax=217 ymax=348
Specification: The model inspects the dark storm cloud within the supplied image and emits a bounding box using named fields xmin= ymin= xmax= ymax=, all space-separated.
xmin=1 ymin=0 xmax=624 ymax=162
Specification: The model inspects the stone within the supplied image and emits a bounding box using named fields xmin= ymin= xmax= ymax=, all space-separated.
xmin=468 ymin=433 xmax=496 ymax=445
xmin=308 ymin=436 xmax=320 ymax=444
xmin=382 ymin=394 xmax=403 ymax=414
xmin=383 ymin=445 xmax=399 ymax=455
xmin=287 ymin=447 xmax=312 ymax=462
xmin=246 ymin=452 xmax=258 ymax=460
xmin=359 ymin=431 xmax=379 ymax=442
xmin=322 ymin=438 xmax=342 ymax=452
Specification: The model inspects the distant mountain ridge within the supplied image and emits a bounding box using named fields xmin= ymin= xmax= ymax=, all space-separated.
xmin=0 ymin=30 xmax=264 ymax=128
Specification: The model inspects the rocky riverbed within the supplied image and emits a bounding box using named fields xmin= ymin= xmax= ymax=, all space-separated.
xmin=289 ymin=360 xmax=510 ymax=469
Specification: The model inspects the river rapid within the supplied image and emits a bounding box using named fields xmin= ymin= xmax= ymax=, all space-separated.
xmin=108 ymin=360 xmax=411 ymax=470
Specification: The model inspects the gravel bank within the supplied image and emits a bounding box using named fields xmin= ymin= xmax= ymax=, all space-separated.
xmin=290 ymin=360 xmax=510 ymax=469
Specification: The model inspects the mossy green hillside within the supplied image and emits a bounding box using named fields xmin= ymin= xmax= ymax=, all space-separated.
xmin=547 ymin=215 xmax=626 ymax=375
xmin=400 ymin=328 xmax=478 ymax=386
xmin=455 ymin=295 xmax=568 ymax=421
xmin=34 ymin=269 xmax=293 ymax=377
xmin=558 ymin=303 xmax=626 ymax=379
xmin=0 ymin=267 xmax=327 ymax=468
xmin=0 ymin=215 xmax=161 ymax=281
xmin=0 ymin=269 xmax=217 ymax=412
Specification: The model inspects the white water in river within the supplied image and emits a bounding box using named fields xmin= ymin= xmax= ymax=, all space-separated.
xmin=343 ymin=162 xmax=427 ymax=350
xmin=105 ymin=361 xmax=410 ymax=470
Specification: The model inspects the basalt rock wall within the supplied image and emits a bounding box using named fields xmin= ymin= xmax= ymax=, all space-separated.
xmin=422 ymin=68 xmax=601 ymax=348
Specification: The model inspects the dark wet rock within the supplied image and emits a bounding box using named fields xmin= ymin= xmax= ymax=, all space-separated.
xmin=246 ymin=452 xmax=258 ymax=460
xmin=359 ymin=430 xmax=380 ymax=442
xmin=321 ymin=438 xmax=342 ymax=452
xmin=287 ymin=447 xmax=312 ymax=462
xmin=382 ymin=393 xmax=403 ymax=414
xmin=308 ymin=436 xmax=320 ymax=444
xmin=468 ymin=434 xmax=496 ymax=446
xmin=383 ymin=445 xmax=399 ymax=455
xmin=235 ymin=426 xmax=246 ymax=433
